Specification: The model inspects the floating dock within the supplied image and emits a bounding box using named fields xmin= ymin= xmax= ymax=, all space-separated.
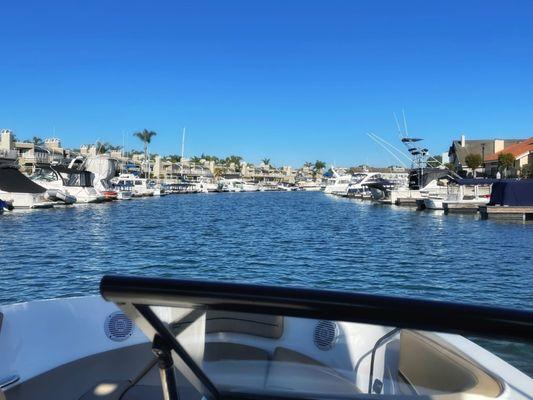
xmin=479 ymin=206 xmax=533 ymax=220
xmin=443 ymin=202 xmax=484 ymax=214
xmin=395 ymin=197 xmax=419 ymax=207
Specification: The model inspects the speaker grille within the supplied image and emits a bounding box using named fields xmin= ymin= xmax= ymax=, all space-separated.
xmin=105 ymin=311 xmax=134 ymax=342
xmin=313 ymin=320 xmax=338 ymax=350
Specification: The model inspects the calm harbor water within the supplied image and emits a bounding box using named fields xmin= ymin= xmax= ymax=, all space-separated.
xmin=1 ymin=192 xmax=532 ymax=373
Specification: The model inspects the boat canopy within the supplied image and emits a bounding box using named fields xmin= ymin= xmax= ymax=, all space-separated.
xmin=0 ymin=166 xmax=46 ymax=194
xmin=100 ymin=276 xmax=532 ymax=400
xmin=489 ymin=180 xmax=533 ymax=206
xmin=51 ymin=165 xmax=94 ymax=187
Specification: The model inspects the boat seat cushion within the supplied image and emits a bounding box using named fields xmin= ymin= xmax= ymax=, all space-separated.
xmin=203 ymin=342 xmax=270 ymax=389
xmin=206 ymin=311 xmax=283 ymax=339
xmin=265 ymin=347 xmax=359 ymax=395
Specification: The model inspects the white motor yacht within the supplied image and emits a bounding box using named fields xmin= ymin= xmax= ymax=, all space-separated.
xmin=423 ymin=180 xmax=492 ymax=210
xmin=112 ymin=174 xmax=155 ymax=197
xmin=221 ymin=179 xmax=259 ymax=192
xmin=196 ymin=177 xmax=219 ymax=193
xmin=30 ymin=165 xmax=103 ymax=204
xmin=0 ymin=165 xmax=63 ymax=209
xmin=0 ymin=276 xmax=531 ymax=400
xmin=323 ymin=169 xmax=353 ymax=195
xmin=297 ymin=180 xmax=322 ymax=191
xmin=346 ymin=173 xmax=384 ymax=198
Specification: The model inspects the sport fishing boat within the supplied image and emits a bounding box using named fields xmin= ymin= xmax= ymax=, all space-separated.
xmin=30 ymin=165 xmax=103 ymax=204
xmin=0 ymin=165 xmax=73 ymax=208
xmin=0 ymin=276 xmax=531 ymax=400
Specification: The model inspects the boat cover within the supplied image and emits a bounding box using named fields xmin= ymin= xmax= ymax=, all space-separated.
xmin=0 ymin=166 xmax=46 ymax=193
xmin=489 ymin=180 xmax=533 ymax=206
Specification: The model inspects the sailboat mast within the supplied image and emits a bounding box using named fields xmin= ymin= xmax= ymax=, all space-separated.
xmin=181 ymin=127 xmax=186 ymax=160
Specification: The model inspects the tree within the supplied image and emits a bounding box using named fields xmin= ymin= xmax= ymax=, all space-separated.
xmin=312 ymin=160 xmax=326 ymax=178
xmin=167 ymin=154 xmax=182 ymax=163
xmin=95 ymin=141 xmax=112 ymax=154
xmin=464 ymin=153 xmax=483 ymax=177
xmin=498 ymin=153 xmax=516 ymax=178
xmin=303 ymin=162 xmax=313 ymax=169
xmin=314 ymin=160 xmax=326 ymax=172
xmin=214 ymin=167 xmax=225 ymax=179
xmin=520 ymin=164 xmax=533 ymax=179
xmin=225 ymin=155 xmax=243 ymax=169
xmin=261 ymin=158 xmax=271 ymax=166
xmin=444 ymin=162 xmax=456 ymax=172
xmin=32 ymin=136 xmax=44 ymax=146
xmin=133 ymin=129 xmax=157 ymax=177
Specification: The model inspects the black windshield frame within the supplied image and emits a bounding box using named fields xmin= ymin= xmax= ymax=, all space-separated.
xmin=100 ymin=275 xmax=533 ymax=400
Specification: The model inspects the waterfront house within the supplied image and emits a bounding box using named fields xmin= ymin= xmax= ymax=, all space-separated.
xmin=448 ymin=135 xmax=523 ymax=176
xmin=484 ymin=137 xmax=533 ymax=177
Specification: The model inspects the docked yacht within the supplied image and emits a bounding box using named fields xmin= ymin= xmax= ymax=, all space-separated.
xmin=0 ymin=276 xmax=531 ymax=400
xmin=388 ymin=168 xmax=453 ymax=205
xmin=30 ymin=165 xmax=103 ymax=204
xmin=112 ymin=174 xmax=155 ymax=197
xmin=83 ymin=156 xmax=121 ymax=201
xmin=195 ymin=177 xmax=219 ymax=193
xmin=221 ymin=179 xmax=259 ymax=192
xmin=297 ymin=180 xmax=322 ymax=191
xmin=0 ymin=165 xmax=70 ymax=208
xmin=346 ymin=173 xmax=384 ymax=198
xmin=323 ymin=169 xmax=353 ymax=195
xmin=422 ymin=179 xmax=492 ymax=210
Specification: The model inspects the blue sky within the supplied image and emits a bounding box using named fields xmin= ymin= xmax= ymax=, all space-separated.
xmin=1 ymin=1 xmax=532 ymax=166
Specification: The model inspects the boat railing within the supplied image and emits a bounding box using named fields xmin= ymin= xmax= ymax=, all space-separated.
xmin=367 ymin=327 xmax=401 ymax=394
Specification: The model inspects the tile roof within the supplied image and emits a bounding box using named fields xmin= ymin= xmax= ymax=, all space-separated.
xmin=485 ymin=137 xmax=533 ymax=162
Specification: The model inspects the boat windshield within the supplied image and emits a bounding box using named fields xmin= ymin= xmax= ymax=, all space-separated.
xmin=101 ymin=276 xmax=532 ymax=400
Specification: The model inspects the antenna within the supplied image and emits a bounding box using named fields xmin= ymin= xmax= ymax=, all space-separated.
xmin=368 ymin=132 xmax=412 ymax=163
xmin=367 ymin=133 xmax=409 ymax=167
xmin=402 ymin=109 xmax=409 ymax=136
xmin=180 ymin=127 xmax=186 ymax=159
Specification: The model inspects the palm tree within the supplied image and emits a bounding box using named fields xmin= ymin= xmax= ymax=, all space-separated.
xmin=314 ymin=160 xmax=326 ymax=172
xmin=262 ymin=158 xmax=271 ymax=166
xmin=133 ymin=129 xmax=157 ymax=177
xmin=313 ymin=160 xmax=326 ymax=179
xmin=303 ymin=162 xmax=313 ymax=169
xmin=32 ymin=136 xmax=44 ymax=146
xmin=95 ymin=141 xmax=112 ymax=154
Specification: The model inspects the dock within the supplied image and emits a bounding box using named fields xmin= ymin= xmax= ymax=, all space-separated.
xmin=443 ymin=202 xmax=484 ymax=214
xmin=479 ymin=206 xmax=533 ymax=220
xmin=395 ymin=197 xmax=419 ymax=207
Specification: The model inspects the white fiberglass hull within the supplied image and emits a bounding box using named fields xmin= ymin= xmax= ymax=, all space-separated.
xmin=323 ymin=184 xmax=349 ymax=195
xmin=0 ymin=191 xmax=53 ymax=209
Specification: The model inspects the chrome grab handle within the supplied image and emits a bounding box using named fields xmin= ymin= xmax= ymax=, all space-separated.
xmin=0 ymin=375 xmax=19 ymax=389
